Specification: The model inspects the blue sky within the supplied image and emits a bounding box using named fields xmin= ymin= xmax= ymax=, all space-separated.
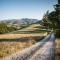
xmin=0 ymin=0 xmax=57 ymax=20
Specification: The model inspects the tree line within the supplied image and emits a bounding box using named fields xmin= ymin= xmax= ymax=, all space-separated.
xmin=42 ymin=4 xmax=60 ymax=38
xmin=0 ymin=23 xmax=17 ymax=34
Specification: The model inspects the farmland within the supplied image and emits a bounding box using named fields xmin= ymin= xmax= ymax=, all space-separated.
xmin=0 ymin=24 xmax=47 ymax=58
xmin=8 ymin=24 xmax=49 ymax=34
xmin=0 ymin=39 xmax=35 ymax=57
xmin=0 ymin=35 xmax=45 ymax=58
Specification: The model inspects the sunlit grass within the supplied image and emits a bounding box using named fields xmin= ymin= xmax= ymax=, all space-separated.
xmin=55 ymin=39 xmax=60 ymax=60
xmin=55 ymin=39 xmax=60 ymax=53
xmin=0 ymin=38 xmax=36 ymax=58
xmin=0 ymin=24 xmax=47 ymax=58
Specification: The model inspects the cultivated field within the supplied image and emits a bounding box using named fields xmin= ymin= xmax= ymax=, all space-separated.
xmin=0 ymin=34 xmax=45 ymax=58
xmin=0 ymin=33 xmax=46 ymax=39
xmin=0 ymin=24 xmax=48 ymax=58
xmin=0 ymin=38 xmax=36 ymax=58
xmin=8 ymin=24 xmax=49 ymax=34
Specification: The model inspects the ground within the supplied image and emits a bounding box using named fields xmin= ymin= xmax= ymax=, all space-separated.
xmin=0 ymin=24 xmax=48 ymax=58
xmin=0 ymin=37 xmax=36 ymax=58
xmin=55 ymin=39 xmax=60 ymax=60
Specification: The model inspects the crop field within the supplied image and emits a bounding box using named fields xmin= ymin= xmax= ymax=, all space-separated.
xmin=0 ymin=33 xmax=46 ymax=39
xmin=8 ymin=24 xmax=49 ymax=34
xmin=0 ymin=35 xmax=44 ymax=58
xmin=0 ymin=24 xmax=48 ymax=58
xmin=0 ymin=38 xmax=36 ymax=58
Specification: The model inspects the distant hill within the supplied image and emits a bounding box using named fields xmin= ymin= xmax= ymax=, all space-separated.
xmin=35 ymin=20 xmax=42 ymax=24
xmin=0 ymin=18 xmax=41 ymax=25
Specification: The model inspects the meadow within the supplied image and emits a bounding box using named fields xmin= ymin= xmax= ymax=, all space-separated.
xmin=0 ymin=24 xmax=48 ymax=58
xmin=0 ymin=35 xmax=45 ymax=58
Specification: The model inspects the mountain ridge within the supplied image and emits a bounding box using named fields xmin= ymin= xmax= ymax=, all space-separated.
xmin=0 ymin=18 xmax=42 ymax=25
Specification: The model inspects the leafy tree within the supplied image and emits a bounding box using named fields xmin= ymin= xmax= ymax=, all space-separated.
xmin=48 ymin=11 xmax=57 ymax=29
xmin=42 ymin=0 xmax=60 ymax=38
xmin=48 ymin=4 xmax=60 ymax=38
xmin=0 ymin=23 xmax=18 ymax=34
xmin=0 ymin=23 xmax=8 ymax=33
xmin=42 ymin=10 xmax=52 ymax=29
xmin=48 ymin=6 xmax=60 ymax=29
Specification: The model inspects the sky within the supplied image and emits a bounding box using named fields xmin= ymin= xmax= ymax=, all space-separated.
xmin=0 ymin=0 xmax=57 ymax=20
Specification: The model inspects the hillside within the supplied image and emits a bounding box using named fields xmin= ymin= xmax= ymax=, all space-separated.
xmin=0 ymin=18 xmax=41 ymax=25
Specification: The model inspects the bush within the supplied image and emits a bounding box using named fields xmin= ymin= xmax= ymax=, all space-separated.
xmin=55 ymin=29 xmax=60 ymax=38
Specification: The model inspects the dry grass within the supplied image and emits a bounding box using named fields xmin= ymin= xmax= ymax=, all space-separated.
xmin=0 ymin=37 xmax=37 ymax=58
xmin=0 ymin=33 xmax=46 ymax=39
xmin=0 ymin=23 xmax=48 ymax=58
xmin=55 ymin=39 xmax=60 ymax=60
xmin=55 ymin=39 xmax=60 ymax=53
xmin=0 ymin=41 xmax=35 ymax=58
xmin=0 ymin=34 xmax=33 ymax=39
xmin=0 ymin=23 xmax=46 ymax=58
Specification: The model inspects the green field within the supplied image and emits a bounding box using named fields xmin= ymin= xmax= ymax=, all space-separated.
xmin=8 ymin=24 xmax=50 ymax=34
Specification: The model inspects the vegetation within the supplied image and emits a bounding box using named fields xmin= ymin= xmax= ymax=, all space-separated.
xmin=8 ymin=24 xmax=49 ymax=34
xmin=0 ymin=23 xmax=17 ymax=34
xmin=42 ymin=11 xmax=50 ymax=29
xmin=0 ymin=36 xmax=44 ymax=58
xmin=0 ymin=41 xmax=33 ymax=57
xmin=0 ymin=22 xmax=30 ymax=34
xmin=42 ymin=3 xmax=60 ymax=38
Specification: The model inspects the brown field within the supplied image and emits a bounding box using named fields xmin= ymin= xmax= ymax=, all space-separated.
xmin=0 ymin=38 xmax=36 ymax=58
xmin=55 ymin=39 xmax=60 ymax=60
xmin=0 ymin=33 xmax=46 ymax=39
xmin=0 ymin=24 xmax=47 ymax=58
xmin=0 ymin=34 xmax=44 ymax=58
xmin=55 ymin=39 xmax=60 ymax=53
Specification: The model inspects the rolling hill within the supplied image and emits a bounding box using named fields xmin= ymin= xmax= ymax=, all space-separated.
xmin=0 ymin=18 xmax=41 ymax=25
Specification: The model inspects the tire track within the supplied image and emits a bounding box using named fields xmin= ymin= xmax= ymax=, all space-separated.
xmin=29 ymin=33 xmax=55 ymax=60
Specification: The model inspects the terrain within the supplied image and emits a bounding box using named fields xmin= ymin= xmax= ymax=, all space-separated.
xmin=0 ymin=18 xmax=40 ymax=25
xmin=55 ymin=39 xmax=60 ymax=60
xmin=0 ymin=20 xmax=47 ymax=58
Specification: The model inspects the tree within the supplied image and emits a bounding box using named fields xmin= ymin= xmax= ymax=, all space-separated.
xmin=48 ymin=11 xmax=57 ymax=29
xmin=42 ymin=10 xmax=52 ymax=29
xmin=0 ymin=23 xmax=18 ymax=34
xmin=0 ymin=23 xmax=8 ymax=33
xmin=42 ymin=0 xmax=60 ymax=38
xmin=48 ymin=3 xmax=60 ymax=38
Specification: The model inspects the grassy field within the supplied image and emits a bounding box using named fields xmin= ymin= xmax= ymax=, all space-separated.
xmin=0 ymin=38 xmax=36 ymax=58
xmin=8 ymin=24 xmax=49 ymax=34
xmin=0 ymin=24 xmax=48 ymax=58
xmin=0 ymin=24 xmax=48 ymax=39
xmin=0 ymin=36 xmax=44 ymax=58
xmin=0 ymin=33 xmax=46 ymax=39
